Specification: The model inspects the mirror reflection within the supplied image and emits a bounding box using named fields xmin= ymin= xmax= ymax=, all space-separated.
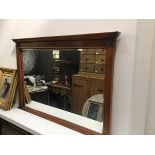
xmin=23 ymin=48 xmax=106 ymax=122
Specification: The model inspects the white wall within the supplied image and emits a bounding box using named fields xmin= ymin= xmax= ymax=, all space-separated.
xmin=144 ymin=21 xmax=155 ymax=134
xmin=130 ymin=20 xmax=155 ymax=134
xmin=145 ymin=37 xmax=155 ymax=134
xmin=0 ymin=19 xmax=137 ymax=134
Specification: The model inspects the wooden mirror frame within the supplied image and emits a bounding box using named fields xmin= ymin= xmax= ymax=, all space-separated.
xmin=12 ymin=31 xmax=120 ymax=135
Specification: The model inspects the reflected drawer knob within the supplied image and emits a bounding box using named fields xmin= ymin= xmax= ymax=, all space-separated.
xmin=95 ymin=70 xmax=98 ymax=73
xmin=85 ymin=58 xmax=88 ymax=61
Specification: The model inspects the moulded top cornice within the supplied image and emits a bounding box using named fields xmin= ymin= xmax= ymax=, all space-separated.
xmin=12 ymin=31 xmax=120 ymax=43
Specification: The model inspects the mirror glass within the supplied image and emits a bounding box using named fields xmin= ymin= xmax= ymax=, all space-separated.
xmin=22 ymin=48 xmax=106 ymax=127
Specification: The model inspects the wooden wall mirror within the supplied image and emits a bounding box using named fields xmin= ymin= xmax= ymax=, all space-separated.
xmin=12 ymin=32 xmax=120 ymax=135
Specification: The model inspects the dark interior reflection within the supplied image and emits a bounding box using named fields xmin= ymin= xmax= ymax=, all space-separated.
xmin=23 ymin=49 xmax=104 ymax=122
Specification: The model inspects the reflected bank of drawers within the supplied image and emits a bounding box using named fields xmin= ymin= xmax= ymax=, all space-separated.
xmin=79 ymin=48 xmax=106 ymax=75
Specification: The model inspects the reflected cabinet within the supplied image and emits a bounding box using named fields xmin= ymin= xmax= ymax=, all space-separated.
xmin=13 ymin=32 xmax=120 ymax=135
xmin=72 ymin=75 xmax=104 ymax=116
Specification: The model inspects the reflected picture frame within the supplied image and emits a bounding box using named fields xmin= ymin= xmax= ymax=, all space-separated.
xmin=0 ymin=67 xmax=17 ymax=110
xmin=86 ymin=100 xmax=103 ymax=122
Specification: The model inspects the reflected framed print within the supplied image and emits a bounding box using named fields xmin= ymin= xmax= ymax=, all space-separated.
xmin=87 ymin=100 xmax=103 ymax=122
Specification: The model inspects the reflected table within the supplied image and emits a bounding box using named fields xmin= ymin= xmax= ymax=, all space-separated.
xmin=47 ymin=82 xmax=71 ymax=111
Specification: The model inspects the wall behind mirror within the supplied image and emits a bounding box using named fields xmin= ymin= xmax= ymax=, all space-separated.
xmin=23 ymin=48 xmax=105 ymax=124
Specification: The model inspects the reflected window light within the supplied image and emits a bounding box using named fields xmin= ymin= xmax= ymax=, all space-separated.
xmin=53 ymin=50 xmax=59 ymax=59
xmin=77 ymin=49 xmax=83 ymax=51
